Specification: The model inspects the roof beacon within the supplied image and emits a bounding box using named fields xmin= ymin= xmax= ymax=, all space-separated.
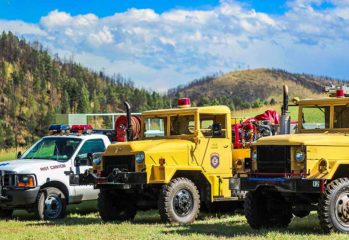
xmin=178 ymin=98 xmax=191 ymax=108
xmin=71 ymin=124 xmax=93 ymax=134
xmin=48 ymin=124 xmax=70 ymax=135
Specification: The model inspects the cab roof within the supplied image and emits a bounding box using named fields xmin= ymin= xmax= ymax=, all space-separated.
xmin=297 ymin=96 xmax=349 ymax=106
xmin=141 ymin=105 xmax=231 ymax=116
xmin=43 ymin=134 xmax=109 ymax=140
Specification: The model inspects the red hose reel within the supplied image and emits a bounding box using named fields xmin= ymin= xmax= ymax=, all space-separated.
xmin=114 ymin=115 xmax=142 ymax=142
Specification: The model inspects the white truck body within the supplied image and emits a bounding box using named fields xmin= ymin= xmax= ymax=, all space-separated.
xmin=0 ymin=134 xmax=110 ymax=213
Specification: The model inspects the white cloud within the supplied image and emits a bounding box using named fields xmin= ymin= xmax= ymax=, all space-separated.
xmin=0 ymin=0 xmax=348 ymax=90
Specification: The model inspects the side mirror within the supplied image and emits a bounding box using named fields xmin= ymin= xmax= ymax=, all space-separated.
xmin=17 ymin=151 xmax=22 ymax=159
xmin=87 ymin=153 xmax=93 ymax=166
xmin=74 ymin=156 xmax=81 ymax=166
xmin=212 ymin=123 xmax=222 ymax=137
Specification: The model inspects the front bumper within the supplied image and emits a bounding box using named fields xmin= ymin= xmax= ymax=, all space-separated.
xmin=230 ymin=177 xmax=324 ymax=194
xmin=71 ymin=170 xmax=147 ymax=189
xmin=0 ymin=187 xmax=40 ymax=208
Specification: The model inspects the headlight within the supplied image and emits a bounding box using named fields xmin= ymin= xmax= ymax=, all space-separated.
xmin=295 ymin=148 xmax=305 ymax=163
xmin=93 ymin=155 xmax=102 ymax=166
xmin=16 ymin=174 xmax=36 ymax=187
xmin=135 ymin=152 xmax=145 ymax=164
xmin=251 ymin=149 xmax=257 ymax=161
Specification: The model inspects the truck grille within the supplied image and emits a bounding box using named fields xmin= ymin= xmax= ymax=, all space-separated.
xmin=102 ymin=155 xmax=135 ymax=176
xmin=256 ymin=146 xmax=291 ymax=176
xmin=1 ymin=171 xmax=15 ymax=186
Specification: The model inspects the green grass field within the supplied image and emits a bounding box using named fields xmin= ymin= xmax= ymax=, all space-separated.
xmin=2 ymin=210 xmax=348 ymax=240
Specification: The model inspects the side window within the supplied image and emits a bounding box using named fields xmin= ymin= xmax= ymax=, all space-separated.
xmin=334 ymin=105 xmax=349 ymax=128
xmin=199 ymin=114 xmax=227 ymax=138
xmin=77 ymin=139 xmax=106 ymax=165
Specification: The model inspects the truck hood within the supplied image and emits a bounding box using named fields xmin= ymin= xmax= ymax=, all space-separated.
xmin=105 ymin=139 xmax=193 ymax=155
xmin=0 ymin=159 xmax=69 ymax=173
xmin=255 ymin=133 xmax=349 ymax=146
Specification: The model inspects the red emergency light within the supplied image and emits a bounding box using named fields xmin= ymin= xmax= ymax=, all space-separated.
xmin=336 ymin=87 xmax=345 ymax=98
xmin=71 ymin=124 xmax=93 ymax=134
xmin=178 ymin=98 xmax=191 ymax=108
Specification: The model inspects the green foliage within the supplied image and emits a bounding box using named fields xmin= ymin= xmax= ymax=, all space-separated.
xmin=168 ymin=69 xmax=340 ymax=111
xmin=0 ymin=31 xmax=171 ymax=148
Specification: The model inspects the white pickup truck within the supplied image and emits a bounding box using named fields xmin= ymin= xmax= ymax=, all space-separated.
xmin=0 ymin=129 xmax=110 ymax=220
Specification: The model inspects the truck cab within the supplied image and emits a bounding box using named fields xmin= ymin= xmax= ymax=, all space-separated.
xmin=0 ymin=125 xmax=110 ymax=220
xmin=78 ymin=99 xmax=244 ymax=224
xmin=237 ymin=86 xmax=349 ymax=233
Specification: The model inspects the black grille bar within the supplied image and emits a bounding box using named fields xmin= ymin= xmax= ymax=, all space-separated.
xmin=257 ymin=146 xmax=291 ymax=176
xmin=102 ymin=155 xmax=135 ymax=176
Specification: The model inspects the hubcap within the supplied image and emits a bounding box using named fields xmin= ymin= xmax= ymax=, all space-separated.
xmin=44 ymin=195 xmax=62 ymax=219
xmin=173 ymin=189 xmax=193 ymax=217
xmin=335 ymin=192 xmax=349 ymax=227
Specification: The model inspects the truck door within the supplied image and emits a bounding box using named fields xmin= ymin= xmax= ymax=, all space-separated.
xmin=196 ymin=113 xmax=232 ymax=174
xmin=73 ymin=139 xmax=106 ymax=201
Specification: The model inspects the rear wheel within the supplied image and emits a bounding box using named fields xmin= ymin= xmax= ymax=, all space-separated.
xmin=0 ymin=209 xmax=13 ymax=219
xmin=158 ymin=177 xmax=200 ymax=224
xmin=35 ymin=187 xmax=66 ymax=220
xmin=318 ymin=178 xmax=349 ymax=233
xmin=98 ymin=190 xmax=137 ymax=222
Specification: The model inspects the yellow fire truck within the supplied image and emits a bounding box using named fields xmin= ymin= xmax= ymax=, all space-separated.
xmin=235 ymin=85 xmax=349 ymax=233
xmin=74 ymin=99 xmax=276 ymax=224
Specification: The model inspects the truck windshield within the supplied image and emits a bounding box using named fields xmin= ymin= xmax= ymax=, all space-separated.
xmin=334 ymin=105 xmax=349 ymax=128
xmin=170 ymin=115 xmax=195 ymax=136
xmin=21 ymin=138 xmax=81 ymax=161
xmin=302 ymin=106 xmax=330 ymax=130
xmin=144 ymin=117 xmax=167 ymax=138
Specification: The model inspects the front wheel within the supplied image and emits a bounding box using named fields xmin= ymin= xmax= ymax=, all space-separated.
xmin=98 ymin=190 xmax=137 ymax=222
xmin=35 ymin=187 xmax=66 ymax=220
xmin=319 ymin=178 xmax=349 ymax=233
xmin=158 ymin=177 xmax=200 ymax=224
xmin=0 ymin=208 xmax=13 ymax=219
xmin=244 ymin=189 xmax=292 ymax=229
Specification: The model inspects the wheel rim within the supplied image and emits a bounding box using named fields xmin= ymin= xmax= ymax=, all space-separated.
xmin=335 ymin=192 xmax=349 ymax=227
xmin=44 ymin=195 xmax=62 ymax=219
xmin=173 ymin=189 xmax=194 ymax=217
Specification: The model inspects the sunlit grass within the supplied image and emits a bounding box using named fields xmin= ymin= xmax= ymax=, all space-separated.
xmin=2 ymin=210 xmax=348 ymax=240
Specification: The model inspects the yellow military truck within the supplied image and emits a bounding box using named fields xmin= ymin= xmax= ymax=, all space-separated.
xmin=75 ymin=99 xmax=254 ymax=224
xmin=235 ymin=86 xmax=349 ymax=233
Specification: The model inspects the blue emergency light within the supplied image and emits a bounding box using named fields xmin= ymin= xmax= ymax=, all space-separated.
xmin=48 ymin=124 xmax=70 ymax=134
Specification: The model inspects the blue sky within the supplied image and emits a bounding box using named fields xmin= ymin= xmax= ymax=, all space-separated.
xmin=1 ymin=0 xmax=289 ymax=22
xmin=0 ymin=0 xmax=347 ymax=90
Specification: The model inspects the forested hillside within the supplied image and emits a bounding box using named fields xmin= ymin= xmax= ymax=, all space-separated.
xmin=168 ymin=69 xmax=342 ymax=110
xmin=0 ymin=32 xmax=345 ymax=149
xmin=0 ymin=32 xmax=171 ymax=148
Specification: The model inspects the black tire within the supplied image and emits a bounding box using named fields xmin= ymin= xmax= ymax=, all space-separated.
xmin=98 ymin=190 xmax=137 ymax=222
xmin=158 ymin=177 xmax=200 ymax=224
xmin=318 ymin=178 xmax=349 ymax=233
xmin=244 ymin=190 xmax=292 ymax=229
xmin=35 ymin=187 xmax=66 ymax=220
xmin=292 ymin=209 xmax=310 ymax=218
xmin=244 ymin=190 xmax=268 ymax=229
xmin=0 ymin=209 xmax=13 ymax=219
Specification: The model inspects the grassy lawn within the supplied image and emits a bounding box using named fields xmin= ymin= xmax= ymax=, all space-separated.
xmin=0 ymin=147 xmax=28 ymax=162
xmin=2 ymin=210 xmax=348 ymax=240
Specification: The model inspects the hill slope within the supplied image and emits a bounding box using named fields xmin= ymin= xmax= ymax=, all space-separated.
xmin=0 ymin=32 xmax=171 ymax=148
xmin=168 ymin=69 xmax=341 ymax=110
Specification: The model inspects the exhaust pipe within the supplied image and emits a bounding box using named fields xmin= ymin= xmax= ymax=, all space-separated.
xmin=280 ymin=85 xmax=290 ymax=134
xmin=123 ymin=101 xmax=133 ymax=141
